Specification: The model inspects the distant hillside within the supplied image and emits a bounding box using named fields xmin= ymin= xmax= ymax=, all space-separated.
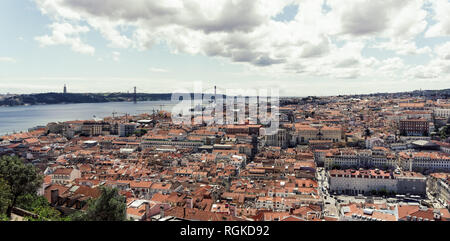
xmin=0 ymin=92 xmax=225 ymax=107
xmin=280 ymin=88 xmax=450 ymax=105
xmin=1 ymin=88 xmax=449 ymax=107
xmin=0 ymin=93 xmax=174 ymax=106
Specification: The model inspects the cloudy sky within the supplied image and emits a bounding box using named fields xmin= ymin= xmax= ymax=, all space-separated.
xmin=0 ymin=0 xmax=450 ymax=96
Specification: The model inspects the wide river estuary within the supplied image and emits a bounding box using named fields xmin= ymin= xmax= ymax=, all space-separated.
xmin=0 ymin=101 xmax=176 ymax=136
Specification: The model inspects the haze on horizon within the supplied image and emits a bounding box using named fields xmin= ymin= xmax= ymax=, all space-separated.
xmin=1 ymin=0 xmax=450 ymax=96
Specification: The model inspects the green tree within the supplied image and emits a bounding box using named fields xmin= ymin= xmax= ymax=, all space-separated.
xmin=16 ymin=193 xmax=48 ymax=211
xmin=400 ymin=130 xmax=407 ymax=136
xmin=364 ymin=127 xmax=371 ymax=139
xmin=378 ymin=189 xmax=387 ymax=197
xmin=331 ymin=165 xmax=341 ymax=170
xmin=0 ymin=213 xmax=9 ymax=221
xmin=23 ymin=205 xmax=67 ymax=221
xmin=388 ymin=191 xmax=396 ymax=197
xmin=0 ymin=178 xmax=12 ymax=215
xmin=72 ymin=187 xmax=126 ymax=221
xmin=0 ymin=156 xmax=42 ymax=218
xmin=134 ymin=129 xmax=147 ymax=137
xmin=16 ymin=193 xmax=65 ymax=221
xmin=439 ymin=126 xmax=449 ymax=140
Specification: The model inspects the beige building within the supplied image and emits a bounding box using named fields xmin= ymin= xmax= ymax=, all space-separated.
xmin=328 ymin=169 xmax=426 ymax=195
xmin=263 ymin=128 xmax=288 ymax=148
xmin=324 ymin=148 xmax=398 ymax=170
xmin=400 ymin=151 xmax=450 ymax=172
xmin=295 ymin=124 xmax=343 ymax=144
xmin=81 ymin=121 xmax=110 ymax=136
xmin=321 ymin=126 xmax=343 ymax=143
xmin=434 ymin=108 xmax=450 ymax=119
xmin=296 ymin=124 xmax=319 ymax=143
xmin=51 ymin=168 xmax=81 ymax=185
xmin=428 ymin=173 xmax=450 ymax=207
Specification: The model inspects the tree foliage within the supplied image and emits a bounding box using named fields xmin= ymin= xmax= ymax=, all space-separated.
xmin=134 ymin=129 xmax=147 ymax=137
xmin=0 ymin=178 xmax=12 ymax=214
xmin=364 ymin=128 xmax=371 ymax=138
xmin=0 ymin=155 xmax=42 ymax=217
xmin=16 ymin=193 xmax=48 ymax=211
xmin=439 ymin=126 xmax=450 ymax=140
xmin=71 ymin=187 xmax=126 ymax=221
xmin=16 ymin=193 xmax=67 ymax=221
xmin=0 ymin=213 xmax=9 ymax=221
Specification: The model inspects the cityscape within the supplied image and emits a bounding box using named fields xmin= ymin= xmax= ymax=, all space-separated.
xmin=1 ymin=86 xmax=449 ymax=222
xmin=1 ymin=0 xmax=450 ymax=231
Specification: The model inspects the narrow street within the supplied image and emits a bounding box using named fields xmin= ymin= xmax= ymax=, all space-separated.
xmin=317 ymin=168 xmax=339 ymax=217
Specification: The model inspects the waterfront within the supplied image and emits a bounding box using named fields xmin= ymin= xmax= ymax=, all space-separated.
xmin=0 ymin=101 xmax=175 ymax=135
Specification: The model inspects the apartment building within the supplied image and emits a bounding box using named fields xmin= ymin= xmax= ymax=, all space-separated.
xmin=296 ymin=124 xmax=319 ymax=143
xmin=119 ymin=123 xmax=137 ymax=137
xmin=400 ymin=152 xmax=450 ymax=172
xmin=427 ymin=173 xmax=450 ymax=207
xmin=434 ymin=108 xmax=450 ymax=119
xmin=263 ymin=128 xmax=288 ymax=148
xmin=328 ymin=169 xmax=426 ymax=196
xmin=321 ymin=126 xmax=343 ymax=143
xmin=51 ymin=168 xmax=81 ymax=185
xmin=295 ymin=124 xmax=343 ymax=144
xmin=399 ymin=119 xmax=429 ymax=136
xmin=81 ymin=121 xmax=110 ymax=136
xmin=324 ymin=148 xmax=398 ymax=170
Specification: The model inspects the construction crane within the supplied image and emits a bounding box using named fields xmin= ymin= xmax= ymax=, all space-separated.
xmin=111 ymin=112 xmax=131 ymax=121
xmin=151 ymin=105 xmax=166 ymax=118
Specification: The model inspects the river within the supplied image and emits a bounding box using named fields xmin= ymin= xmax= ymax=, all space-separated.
xmin=0 ymin=101 xmax=176 ymax=136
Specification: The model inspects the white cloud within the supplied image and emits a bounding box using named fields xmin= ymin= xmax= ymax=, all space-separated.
xmin=0 ymin=57 xmax=17 ymax=63
xmin=425 ymin=0 xmax=450 ymax=37
xmin=434 ymin=41 xmax=450 ymax=60
xmin=396 ymin=41 xmax=450 ymax=80
xmin=31 ymin=0 xmax=450 ymax=82
xmin=112 ymin=51 xmax=120 ymax=61
xmin=378 ymin=57 xmax=405 ymax=72
xmin=35 ymin=22 xmax=95 ymax=55
xmin=407 ymin=65 xmax=439 ymax=79
xmin=87 ymin=18 xmax=133 ymax=48
xmin=374 ymin=40 xmax=432 ymax=56
xmin=149 ymin=67 xmax=169 ymax=73
xmin=328 ymin=0 xmax=428 ymax=39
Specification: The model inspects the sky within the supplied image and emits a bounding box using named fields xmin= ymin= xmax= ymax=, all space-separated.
xmin=0 ymin=0 xmax=450 ymax=96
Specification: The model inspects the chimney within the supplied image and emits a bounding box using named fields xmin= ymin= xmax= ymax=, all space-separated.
xmin=230 ymin=205 xmax=236 ymax=217
xmin=433 ymin=211 xmax=441 ymax=220
xmin=51 ymin=189 xmax=59 ymax=205
xmin=145 ymin=202 xmax=150 ymax=220
xmin=160 ymin=205 xmax=165 ymax=219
